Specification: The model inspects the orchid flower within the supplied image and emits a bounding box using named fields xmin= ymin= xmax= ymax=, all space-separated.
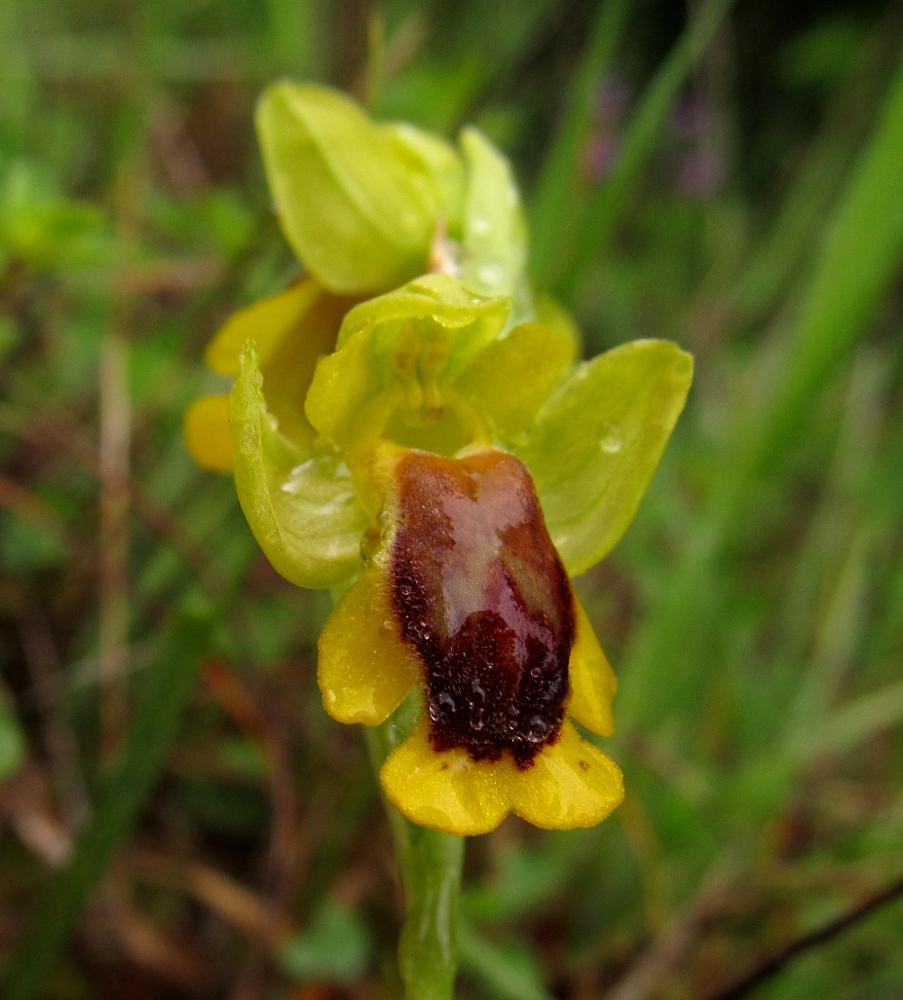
xmin=185 ymin=83 xmax=692 ymax=837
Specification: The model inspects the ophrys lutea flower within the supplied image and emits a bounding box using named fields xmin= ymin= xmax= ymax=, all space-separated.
xmin=229 ymin=273 xmax=692 ymax=835
xmin=184 ymin=82 xmax=693 ymax=835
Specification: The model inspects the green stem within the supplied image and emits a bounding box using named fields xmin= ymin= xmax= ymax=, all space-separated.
xmin=366 ymin=719 xmax=465 ymax=1000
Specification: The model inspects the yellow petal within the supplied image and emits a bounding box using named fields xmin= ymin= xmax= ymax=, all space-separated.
xmin=567 ymin=598 xmax=617 ymax=737
xmin=204 ymin=279 xmax=319 ymax=377
xmin=317 ymin=566 xmax=421 ymax=725
xmin=380 ymin=719 xmax=512 ymax=836
xmin=509 ymin=721 xmax=624 ymax=830
xmin=182 ymin=394 xmax=234 ymax=472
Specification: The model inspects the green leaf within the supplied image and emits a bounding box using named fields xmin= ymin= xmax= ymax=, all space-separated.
xmin=519 ymin=340 xmax=693 ymax=575
xmin=458 ymin=922 xmax=554 ymax=1000
xmin=755 ymin=46 xmax=903 ymax=473
xmin=0 ymin=159 xmax=108 ymax=272
xmin=278 ymin=901 xmax=371 ymax=983
xmin=231 ymin=344 xmax=368 ymax=589
xmin=0 ymin=700 xmax=26 ymax=781
xmin=256 ymin=82 xmax=438 ymax=294
xmin=459 ymin=128 xmax=529 ymax=304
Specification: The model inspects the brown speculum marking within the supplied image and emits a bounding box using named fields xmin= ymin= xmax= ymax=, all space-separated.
xmin=389 ymin=449 xmax=575 ymax=769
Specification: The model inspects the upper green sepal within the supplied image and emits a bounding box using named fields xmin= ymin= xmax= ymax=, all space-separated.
xmin=230 ymin=343 xmax=368 ymax=588
xmin=517 ymin=340 xmax=693 ymax=575
xmin=459 ymin=128 xmax=531 ymax=314
xmin=256 ymin=82 xmax=451 ymax=294
xmin=382 ymin=122 xmax=466 ymax=238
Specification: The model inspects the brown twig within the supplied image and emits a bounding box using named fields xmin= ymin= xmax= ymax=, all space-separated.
xmin=705 ymin=872 xmax=903 ymax=1000
xmin=125 ymin=849 xmax=290 ymax=947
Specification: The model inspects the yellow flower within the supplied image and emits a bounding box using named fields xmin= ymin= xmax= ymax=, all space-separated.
xmin=226 ymin=273 xmax=693 ymax=835
xmin=185 ymin=83 xmax=693 ymax=836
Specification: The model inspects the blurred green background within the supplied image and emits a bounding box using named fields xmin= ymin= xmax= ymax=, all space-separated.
xmin=2 ymin=0 xmax=903 ymax=998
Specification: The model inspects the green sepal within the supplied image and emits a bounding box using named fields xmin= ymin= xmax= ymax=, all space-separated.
xmin=231 ymin=343 xmax=368 ymax=589
xmin=456 ymin=321 xmax=575 ymax=439
xmin=256 ymin=82 xmax=437 ymax=294
xmin=309 ymin=275 xmax=511 ymax=449
xmin=382 ymin=123 xmax=466 ymax=237
xmin=518 ymin=340 xmax=693 ymax=575
xmin=458 ymin=128 xmax=529 ymax=306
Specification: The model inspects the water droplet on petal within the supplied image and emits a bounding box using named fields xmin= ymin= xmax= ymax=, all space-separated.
xmin=600 ymin=423 xmax=622 ymax=454
xmin=525 ymin=715 xmax=550 ymax=743
xmin=477 ymin=262 xmax=503 ymax=286
xmin=437 ymin=691 xmax=456 ymax=712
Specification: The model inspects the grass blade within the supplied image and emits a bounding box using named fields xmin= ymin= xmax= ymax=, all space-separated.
xmin=559 ymin=0 xmax=738 ymax=298
xmin=528 ymin=0 xmax=632 ymax=288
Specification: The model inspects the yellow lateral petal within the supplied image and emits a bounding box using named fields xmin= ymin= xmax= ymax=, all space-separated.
xmin=317 ymin=566 xmax=421 ymax=726
xmin=510 ymin=721 xmax=624 ymax=830
xmin=567 ymin=598 xmax=617 ymax=737
xmin=258 ymin=285 xmax=358 ymax=450
xmin=381 ymin=719 xmax=512 ymax=836
xmin=183 ymin=394 xmax=234 ymax=472
xmin=205 ymin=278 xmax=319 ymax=376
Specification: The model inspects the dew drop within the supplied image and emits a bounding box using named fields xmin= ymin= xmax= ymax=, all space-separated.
xmin=437 ymin=691 xmax=456 ymax=713
xmin=477 ymin=262 xmax=503 ymax=286
xmin=524 ymin=715 xmax=550 ymax=743
xmin=600 ymin=423 xmax=622 ymax=454
xmin=470 ymin=216 xmax=490 ymax=235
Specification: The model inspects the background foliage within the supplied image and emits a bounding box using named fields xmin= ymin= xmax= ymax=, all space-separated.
xmin=1 ymin=1 xmax=902 ymax=998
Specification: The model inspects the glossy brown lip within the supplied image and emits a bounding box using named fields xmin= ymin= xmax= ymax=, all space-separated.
xmin=390 ymin=449 xmax=575 ymax=769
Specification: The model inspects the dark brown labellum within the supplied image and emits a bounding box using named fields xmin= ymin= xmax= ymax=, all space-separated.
xmin=390 ymin=449 xmax=575 ymax=768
